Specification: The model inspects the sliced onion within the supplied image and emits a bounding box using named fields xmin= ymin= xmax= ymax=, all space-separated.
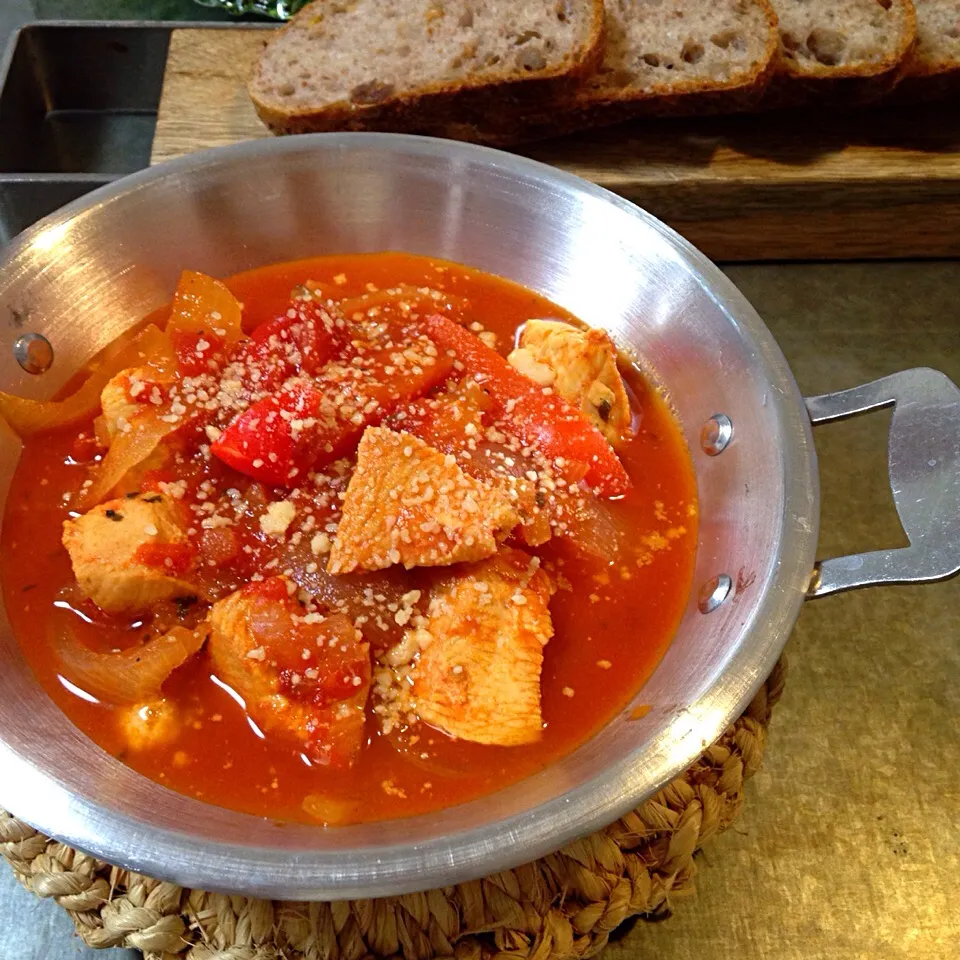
xmin=280 ymin=537 xmax=422 ymax=649
xmin=52 ymin=622 xmax=207 ymax=705
xmin=0 ymin=324 xmax=174 ymax=438
xmin=92 ymin=415 xmax=112 ymax=448
xmin=76 ymin=411 xmax=180 ymax=509
xmin=109 ymin=322 xmax=177 ymax=376
xmin=561 ymin=495 xmax=628 ymax=560
xmin=461 ymin=438 xmax=528 ymax=481
xmin=166 ymin=270 xmax=244 ymax=343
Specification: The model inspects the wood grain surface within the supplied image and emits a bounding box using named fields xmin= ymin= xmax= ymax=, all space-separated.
xmin=152 ymin=28 xmax=960 ymax=262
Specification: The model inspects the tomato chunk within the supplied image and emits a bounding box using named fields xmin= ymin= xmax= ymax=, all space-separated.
xmin=212 ymin=339 xmax=453 ymax=486
xmin=208 ymin=578 xmax=371 ymax=768
xmin=423 ymin=314 xmax=630 ymax=496
xmin=171 ymin=329 xmax=224 ymax=378
xmin=133 ymin=541 xmax=198 ymax=577
xmin=69 ymin=434 xmax=101 ymax=464
xmin=228 ymin=304 xmax=343 ymax=393
xmin=198 ymin=528 xmax=239 ymax=568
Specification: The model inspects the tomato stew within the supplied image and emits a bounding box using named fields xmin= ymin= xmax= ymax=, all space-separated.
xmin=0 ymin=253 xmax=697 ymax=825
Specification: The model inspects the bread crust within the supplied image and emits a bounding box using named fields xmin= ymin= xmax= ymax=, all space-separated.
xmin=890 ymin=1 xmax=960 ymax=99
xmin=250 ymin=0 xmax=606 ymax=134
xmin=386 ymin=0 xmax=781 ymax=146
xmin=763 ymin=0 xmax=918 ymax=105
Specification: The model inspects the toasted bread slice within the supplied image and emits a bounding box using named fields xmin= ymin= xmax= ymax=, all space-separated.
xmin=894 ymin=1 xmax=960 ymax=98
xmin=250 ymin=0 xmax=606 ymax=134
xmin=424 ymin=0 xmax=780 ymax=146
xmin=765 ymin=0 xmax=917 ymax=102
xmin=910 ymin=0 xmax=960 ymax=75
xmin=579 ymin=0 xmax=779 ymax=108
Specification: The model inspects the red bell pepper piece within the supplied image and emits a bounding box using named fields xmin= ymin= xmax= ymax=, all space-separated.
xmin=423 ymin=313 xmax=630 ymax=496
xmin=212 ymin=342 xmax=453 ymax=485
xmin=211 ymin=379 xmax=323 ymax=486
xmin=227 ymin=305 xmax=343 ymax=393
xmin=247 ymin=307 xmax=343 ymax=367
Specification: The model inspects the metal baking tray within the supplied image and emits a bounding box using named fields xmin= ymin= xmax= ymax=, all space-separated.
xmin=0 ymin=21 xmax=271 ymax=244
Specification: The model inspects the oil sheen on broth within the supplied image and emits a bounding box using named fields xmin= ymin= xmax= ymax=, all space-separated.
xmin=0 ymin=253 xmax=697 ymax=826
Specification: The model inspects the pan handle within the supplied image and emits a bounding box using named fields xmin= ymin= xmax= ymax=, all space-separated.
xmin=804 ymin=367 xmax=960 ymax=599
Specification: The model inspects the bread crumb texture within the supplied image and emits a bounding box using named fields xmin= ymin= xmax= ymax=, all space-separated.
xmin=252 ymin=0 xmax=601 ymax=113
xmin=912 ymin=0 xmax=960 ymax=71
xmin=591 ymin=0 xmax=776 ymax=90
xmin=772 ymin=0 xmax=914 ymax=71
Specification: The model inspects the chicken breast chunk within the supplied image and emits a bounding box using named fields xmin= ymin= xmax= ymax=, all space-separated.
xmin=327 ymin=426 xmax=520 ymax=574
xmin=509 ymin=319 xmax=631 ymax=447
xmin=412 ymin=549 xmax=555 ymax=746
xmin=61 ymin=493 xmax=198 ymax=614
xmin=100 ymin=366 xmax=175 ymax=441
xmin=208 ymin=577 xmax=371 ymax=768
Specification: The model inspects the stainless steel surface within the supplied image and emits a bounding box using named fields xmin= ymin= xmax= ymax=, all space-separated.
xmin=0 ymin=21 xmax=272 ymax=243
xmin=701 ymin=413 xmax=733 ymax=456
xmin=0 ymin=23 xmax=171 ymax=242
xmin=805 ymin=369 xmax=960 ymax=597
xmin=0 ymin=174 xmax=115 ymax=246
xmin=12 ymin=331 xmax=53 ymax=373
xmin=0 ymin=24 xmax=170 ymax=174
xmin=612 ymin=260 xmax=960 ymax=960
xmin=0 ymin=133 xmax=820 ymax=899
xmin=698 ymin=574 xmax=733 ymax=614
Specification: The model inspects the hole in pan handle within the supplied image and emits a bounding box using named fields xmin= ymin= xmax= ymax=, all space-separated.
xmin=804 ymin=367 xmax=960 ymax=599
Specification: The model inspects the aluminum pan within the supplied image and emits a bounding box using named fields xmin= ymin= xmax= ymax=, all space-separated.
xmin=0 ymin=133 xmax=818 ymax=898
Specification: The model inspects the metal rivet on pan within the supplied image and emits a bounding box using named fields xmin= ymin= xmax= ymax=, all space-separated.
xmin=13 ymin=333 xmax=54 ymax=374
xmin=701 ymin=413 xmax=733 ymax=455
xmin=698 ymin=574 xmax=732 ymax=614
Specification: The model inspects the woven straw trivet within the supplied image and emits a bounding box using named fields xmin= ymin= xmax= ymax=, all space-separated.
xmin=0 ymin=657 xmax=785 ymax=960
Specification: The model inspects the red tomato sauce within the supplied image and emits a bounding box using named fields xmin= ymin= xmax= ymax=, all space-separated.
xmin=0 ymin=253 xmax=698 ymax=825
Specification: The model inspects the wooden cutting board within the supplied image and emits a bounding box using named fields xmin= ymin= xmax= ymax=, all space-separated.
xmin=152 ymin=27 xmax=960 ymax=261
